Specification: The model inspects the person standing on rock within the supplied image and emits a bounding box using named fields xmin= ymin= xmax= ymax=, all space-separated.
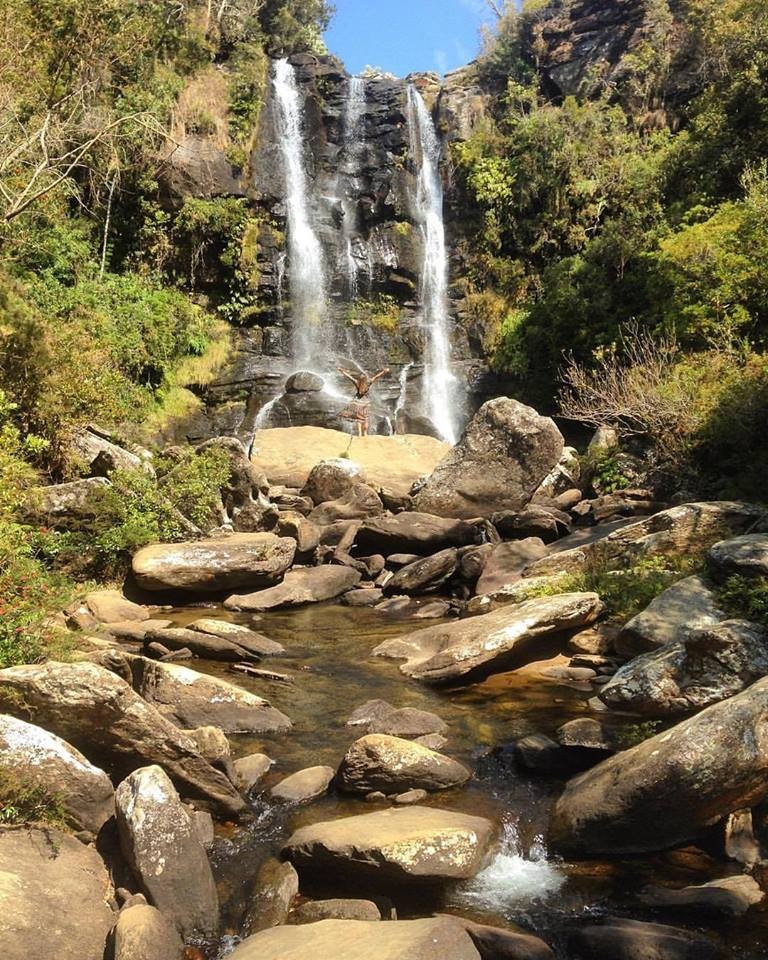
xmin=338 ymin=365 xmax=390 ymax=436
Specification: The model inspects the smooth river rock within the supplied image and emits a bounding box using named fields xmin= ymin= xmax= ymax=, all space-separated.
xmin=0 ymin=661 xmax=245 ymax=818
xmin=271 ymin=765 xmax=335 ymax=803
xmin=336 ymin=734 xmax=470 ymax=794
xmin=413 ymin=398 xmax=564 ymax=519
xmin=283 ymin=806 xmax=495 ymax=883
xmin=550 ymin=676 xmax=768 ymax=857
xmin=289 ymin=899 xmax=382 ymax=923
xmin=599 ymin=619 xmax=768 ymax=715
xmin=228 ymin=917 xmax=484 ymax=960
xmin=346 ymin=699 xmax=447 ymax=738
xmin=116 ymin=765 xmax=219 ymax=939
xmin=0 ymin=714 xmax=114 ymax=837
xmin=474 ymin=539 xmax=548 ymax=595
xmin=0 ymin=826 xmax=114 ymax=960
xmin=224 ymin=565 xmax=361 ymax=611
xmin=354 ymin=512 xmax=480 ymax=556
xmin=374 ymin=593 xmax=602 ymax=685
xmin=384 ymin=547 xmax=459 ymax=595
xmin=113 ymin=903 xmax=184 ymax=960
xmin=132 ymin=532 xmax=296 ymax=592
xmin=187 ymin=617 xmax=286 ymax=655
xmin=568 ymin=918 xmax=719 ymax=960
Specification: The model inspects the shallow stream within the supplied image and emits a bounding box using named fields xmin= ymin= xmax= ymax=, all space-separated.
xmin=172 ymin=601 xmax=768 ymax=959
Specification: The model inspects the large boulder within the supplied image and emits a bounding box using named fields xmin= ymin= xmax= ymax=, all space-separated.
xmin=0 ymin=826 xmax=115 ymax=960
xmin=113 ymin=902 xmax=184 ymax=960
xmin=336 ymin=734 xmax=470 ymax=794
xmin=24 ymin=476 xmax=110 ymax=522
xmin=252 ymin=426 xmax=449 ymax=497
xmin=355 ymin=512 xmax=480 ymax=556
xmin=224 ymin=565 xmax=361 ymax=611
xmin=615 ymin=575 xmax=726 ymax=658
xmin=384 ymin=548 xmax=459 ymax=595
xmin=599 ymin=619 xmax=768 ymax=715
xmin=116 ymin=765 xmax=219 ymax=940
xmin=86 ymin=588 xmax=150 ymax=624
xmin=309 ymin=483 xmax=385 ymax=524
xmin=101 ymin=652 xmax=291 ymax=733
xmin=196 ymin=436 xmax=276 ymax=532
xmin=289 ymin=899 xmax=381 ymax=924
xmin=374 ymin=593 xmax=602 ymax=685
xmin=187 ymin=618 xmax=286 ymax=655
xmin=568 ymin=918 xmax=719 ymax=960
xmin=346 ymin=700 xmax=447 ymax=738
xmin=0 ymin=661 xmax=245 ymax=818
xmin=243 ymin=858 xmax=299 ymax=934
xmin=132 ymin=532 xmax=296 ymax=593
xmin=301 ymin=458 xmax=366 ymax=504
xmin=283 ymin=806 xmax=495 ymax=883
xmin=708 ymin=533 xmax=768 ymax=581
xmin=550 ymin=676 xmax=768 ymax=857
xmin=525 ymin=502 xmax=764 ymax=579
xmin=639 ymin=875 xmax=764 ymax=916
xmin=271 ymin=765 xmax=335 ymax=803
xmin=412 ymin=399 xmax=564 ymax=519
xmin=69 ymin=426 xmax=153 ymax=478
xmin=0 ymin=714 xmax=114 ymax=837
xmin=228 ymin=917 xmax=484 ymax=960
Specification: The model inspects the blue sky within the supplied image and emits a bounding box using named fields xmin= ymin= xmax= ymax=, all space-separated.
xmin=324 ymin=0 xmax=495 ymax=77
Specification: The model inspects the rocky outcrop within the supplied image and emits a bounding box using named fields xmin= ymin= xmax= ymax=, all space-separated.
xmin=229 ymin=917 xmax=486 ymax=960
xmin=69 ymin=425 xmax=154 ymax=478
xmin=336 ymin=734 xmax=470 ymax=794
xmin=0 ymin=826 xmax=115 ymax=960
xmin=116 ymin=765 xmax=219 ymax=940
xmin=600 ymin=619 xmax=768 ymax=715
xmin=224 ymin=565 xmax=361 ymax=611
xmin=132 ymin=532 xmax=296 ymax=593
xmin=708 ymin=533 xmax=768 ymax=581
xmin=0 ymin=661 xmax=245 ymax=817
xmin=614 ymin=575 xmax=726 ymax=658
xmin=283 ymin=806 xmax=495 ymax=883
xmin=550 ymin=677 xmax=768 ymax=857
xmin=413 ymin=399 xmax=564 ymax=519
xmin=197 ymin=436 xmax=277 ymax=532
xmin=525 ymin=502 xmax=764 ymax=579
xmin=0 ymin=714 xmax=114 ymax=837
xmin=374 ymin=593 xmax=602 ymax=684
xmin=24 ymin=476 xmax=110 ymax=522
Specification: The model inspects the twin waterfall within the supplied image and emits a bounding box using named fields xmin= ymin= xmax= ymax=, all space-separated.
xmin=269 ymin=58 xmax=460 ymax=443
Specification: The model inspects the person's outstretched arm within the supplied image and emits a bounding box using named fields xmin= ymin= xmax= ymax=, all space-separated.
xmin=369 ymin=367 xmax=390 ymax=386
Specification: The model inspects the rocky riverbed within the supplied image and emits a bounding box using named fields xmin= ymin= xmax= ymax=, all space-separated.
xmin=3 ymin=400 xmax=768 ymax=960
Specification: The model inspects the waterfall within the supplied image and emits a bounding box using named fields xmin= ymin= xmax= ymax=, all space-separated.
xmin=394 ymin=362 xmax=413 ymax=428
xmin=271 ymin=58 xmax=327 ymax=364
xmin=406 ymin=85 xmax=459 ymax=444
xmin=340 ymin=76 xmax=367 ymax=299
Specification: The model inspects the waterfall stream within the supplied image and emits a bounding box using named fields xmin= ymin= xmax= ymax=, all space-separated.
xmin=340 ymin=76 xmax=367 ymax=299
xmin=271 ymin=59 xmax=328 ymax=365
xmin=407 ymin=85 xmax=459 ymax=444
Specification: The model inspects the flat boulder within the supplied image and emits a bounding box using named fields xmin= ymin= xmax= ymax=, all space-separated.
xmin=228 ymin=917 xmax=483 ymax=960
xmin=384 ymin=548 xmax=459 ymax=595
xmin=374 ymin=593 xmax=602 ymax=685
xmin=224 ymin=565 xmax=361 ymax=611
xmin=413 ymin=398 xmax=564 ymax=519
xmin=271 ymin=765 xmax=335 ymax=803
xmin=283 ymin=806 xmax=495 ymax=883
xmin=144 ymin=626 xmax=264 ymax=662
xmin=132 ymin=532 xmax=296 ymax=593
xmin=0 ymin=826 xmax=114 ymax=960
xmin=121 ymin=655 xmax=291 ymax=733
xmin=475 ymin=539 xmax=548 ymax=595
xmin=0 ymin=714 xmax=114 ymax=837
xmin=600 ymin=620 xmax=768 ymax=715
xmin=615 ymin=576 xmax=726 ymax=658
xmin=289 ymin=899 xmax=381 ymax=924
xmin=640 ymin=875 xmax=763 ymax=916
xmin=86 ymin=589 xmax=149 ymax=624
xmin=347 ymin=699 xmax=447 ymax=738
xmin=708 ymin=533 xmax=768 ymax=581
xmin=568 ymin=918 xmax=719 ymax=960
xmin=187 ymin=618 xmax=286 ymax=655
xmin=336 ymin=734 xmax=470 ymax=794
xmin=354 ymin=512 xmax=480 ymax=556
xmin=116 ymin=765 xmax=219 ymax=940
xmin=309 ymin=482 xmax=384 ymax=524
xmin=550 ymin=676 xmax=768 ymax=857
xmin=113 ymin=902 xmax=184 ymax=960
xmin=0 ymin=661 xmax=245 ymax=818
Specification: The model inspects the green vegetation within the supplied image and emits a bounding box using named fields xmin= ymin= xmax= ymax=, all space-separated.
xmin=0 ymin=771 xmax=68 ymax=830
xmin=458 ymin=0 xmax=768 ymax=495
xmin=717 ymin=575 xmax=768 ymax=627
xmin=345 ymin=295 xmax=402 ymax=334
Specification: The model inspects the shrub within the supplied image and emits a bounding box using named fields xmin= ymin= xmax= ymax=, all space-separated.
xmin=717 ymin=575 xmax=768 ymax=627
xmin=0 ymin=770 xmax=68 ymax=829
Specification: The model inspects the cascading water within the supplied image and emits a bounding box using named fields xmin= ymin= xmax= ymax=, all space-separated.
xmin=406 ymin=85 xmax=459 ymax=444
xmin=271 ymin=58 xmax=328 ymax=365
xmin=339 ymin=76 xmax=367 ymax=299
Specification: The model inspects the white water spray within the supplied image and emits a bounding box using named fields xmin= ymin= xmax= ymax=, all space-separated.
xmin=406 ymin=85 xmax=459 ymax=444
xmin=454 ymin=820 xmax=565 ymax=913
xmin=340 ymin=76 xmax=367 ymax=298
xmin=272 ymin=58 xmax=327 ymax=364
